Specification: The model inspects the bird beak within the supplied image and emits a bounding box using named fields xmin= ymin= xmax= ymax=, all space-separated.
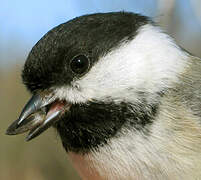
xmin=6 ymin=92 xmax=71 ymax=141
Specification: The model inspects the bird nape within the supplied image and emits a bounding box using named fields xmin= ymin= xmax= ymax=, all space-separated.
xmin=6 ymin=12 xmax=201 ymax=180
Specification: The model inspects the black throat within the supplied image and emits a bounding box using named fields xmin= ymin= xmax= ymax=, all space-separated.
xmin=55 ymin=99 xmax=159 ymax=154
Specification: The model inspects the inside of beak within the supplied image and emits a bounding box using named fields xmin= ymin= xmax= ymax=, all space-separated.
xmin=6 ymin=93 xmax=71 ymax=141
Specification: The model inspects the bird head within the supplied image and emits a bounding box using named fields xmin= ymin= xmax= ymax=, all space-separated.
xmin=6 ymin=12 xmax=186 ymax=154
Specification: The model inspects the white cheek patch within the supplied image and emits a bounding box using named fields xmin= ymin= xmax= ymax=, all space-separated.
xmin=54 ymin=24 xmax=188 ymax=104
xmin=53 ymin=86 xmax=92 ymax=104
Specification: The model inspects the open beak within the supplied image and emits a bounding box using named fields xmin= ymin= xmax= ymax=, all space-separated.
xmin=6 ymin=92 xmax=71 ymax=141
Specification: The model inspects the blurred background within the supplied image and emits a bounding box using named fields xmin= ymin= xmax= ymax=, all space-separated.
xmin=1 ymin=0 xmax=201 ymax=179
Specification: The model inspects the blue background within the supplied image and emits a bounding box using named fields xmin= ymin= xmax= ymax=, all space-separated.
xmin=1 ymin=0 xmax=201 ymax=67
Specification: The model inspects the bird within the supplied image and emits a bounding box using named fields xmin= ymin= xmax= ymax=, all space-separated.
xmin=6 ymin=11 xmax=201 ymax=180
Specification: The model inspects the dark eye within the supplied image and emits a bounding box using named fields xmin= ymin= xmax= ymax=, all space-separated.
xmin=70 ymin=55 xmax=90 ymax=75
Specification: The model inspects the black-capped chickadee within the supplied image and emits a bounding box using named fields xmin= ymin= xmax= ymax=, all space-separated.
xmin=6 ymin=12 xmax=201 ymax=180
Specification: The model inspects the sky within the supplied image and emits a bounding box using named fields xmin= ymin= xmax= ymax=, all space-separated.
xmin=0 ymin=0 xmax=201 ymax=67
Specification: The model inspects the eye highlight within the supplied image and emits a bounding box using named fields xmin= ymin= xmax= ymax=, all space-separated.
xmin=70 ymin=55 xmax=90 ymax=75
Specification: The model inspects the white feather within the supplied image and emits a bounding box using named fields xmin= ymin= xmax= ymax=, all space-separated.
xmin=54 ymin=24 xmax=188 ymax=104
xmin=53 ymin=24 xmax=197 ymax=179
xmin=82 ymin=104 xmax=201 ymax=180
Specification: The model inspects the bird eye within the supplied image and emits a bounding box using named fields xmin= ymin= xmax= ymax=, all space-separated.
xmin=70 ymin=55 xmax=89 ymax=75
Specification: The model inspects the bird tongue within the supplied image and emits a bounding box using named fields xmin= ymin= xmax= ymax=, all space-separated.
xmin=46 ymin=100 xmax=66 ymax=118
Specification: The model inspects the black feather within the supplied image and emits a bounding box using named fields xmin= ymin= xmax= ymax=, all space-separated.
xmin=55 ymin=99 xmax=159 ymax=154
xmin=22 ymin=12 xmax=150 ymax=92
